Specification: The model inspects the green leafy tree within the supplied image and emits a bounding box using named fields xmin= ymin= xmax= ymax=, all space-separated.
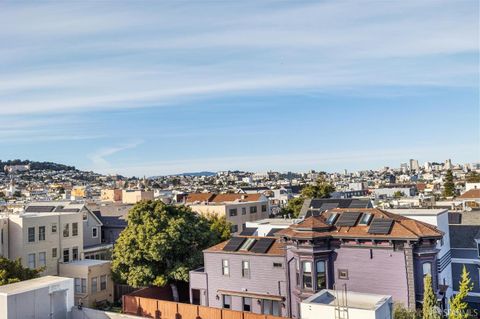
xmin=394 ymin=303 xmax=419 ymax=319
xmin=111 ymin=200 xmax=226 ymax=300
xmin=443 ymin=169 xmax=455 ymax=198
xmin=394 ymin=191 xmax=405 ymax=199
xmin=281 ymin=197 xmax=304 ymax=218
xmin=0 ymin=257 xmax=42 ymax=286
xmin=422 ymin=274 xmax=440 ymax=319
xmin=449 ymin=265 xmax=473 ymax=319
xmin=466 ymin=172 xmax=480 ymax=183
xmin=301 ymin=176 xmax=335 ymax=199
xmin=205 ymin=213 xmax=231 ymax=243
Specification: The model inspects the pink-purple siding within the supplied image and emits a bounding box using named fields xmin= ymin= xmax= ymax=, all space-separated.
xmin=193 ymin=251 xmax=288 ymax=317
xmin=333 ymin=247 xmax=409 ymax=305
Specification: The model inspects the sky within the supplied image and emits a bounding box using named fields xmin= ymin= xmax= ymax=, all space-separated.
xmin=1 ymin=1 xmax=479 ymax=176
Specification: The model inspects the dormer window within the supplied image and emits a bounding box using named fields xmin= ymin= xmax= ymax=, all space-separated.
xmin=326 ymin=213 xmax=338 ymax=225
xmin=358 ymin=213 xmax=373 ymax=226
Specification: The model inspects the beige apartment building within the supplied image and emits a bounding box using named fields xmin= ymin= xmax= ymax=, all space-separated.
xmin=122 ymin=189 xmax=154 ymax=204
xmin=185 ymin=193 xmax=270 ymax=234
xmin=59 ymin=259 xmax=113 ymax=307
xmin=7 ymin=202 xmax=86 ymax=275
xmin=101 ymin=188 xmax=123 ymax=202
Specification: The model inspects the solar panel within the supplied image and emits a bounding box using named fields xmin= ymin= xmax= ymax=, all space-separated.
xmin=368 ymin=218 xmax=394 ymax=234
xmin=25 ymin=206 xmax=56 ymax=213
xmin=222 ymin=237 xmax=246 ymax=252
xmin=266 ymin=228 xmax=281 ymax=237
xmin=335 ymin=212 xmax=362 ymax=227
xmin=349 ymin=200 xmax=370 ymax=208
xmin=240 ymin=227 xmax=257 ymax=236
xmin=250 ymin=238 xmax=275 ymax=254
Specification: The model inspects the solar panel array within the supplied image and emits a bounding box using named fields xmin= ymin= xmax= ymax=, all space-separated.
xmin=25 ymin=206 xmax=56 ymax=213
xmin=368 ymin=218 xmax=394 ymax=234
xmin=335 ymin=212 xmax=362 ymax=227
xmin=266 ymin=228 xmax=281 ymax=237
xmin=240 ymin=227 xmax=257 ymax=236
xmin=222 ymin=237 xmax=246 ymax=251
xmin=250 ymin=238 xmax=275 ymax=254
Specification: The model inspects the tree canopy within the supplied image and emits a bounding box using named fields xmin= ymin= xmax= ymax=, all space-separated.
xmin=281 ymin=176 xmax=335 ymax=218
xmin=422 ymin=274 xmax=440 ymax=319
xmin=0 ymin=257 xmax=42 ymax=286
xmin=466 ymin=172 xmax=480 ymax=183
xmin=443 ymin=169 xmax=455 ymax=198
xmin=449 ymin=265 xmax=473 ymax=319
xmin=111 ymin=200 xmax=230 ymax=289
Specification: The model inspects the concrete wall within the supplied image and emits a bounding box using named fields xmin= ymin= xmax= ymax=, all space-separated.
xmin=101 ymin=189 xmax=123 ymax=202
xmin=202 ymin=251 xmax=288 ymax=316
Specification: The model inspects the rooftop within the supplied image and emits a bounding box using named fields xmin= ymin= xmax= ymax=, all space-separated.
xmin=64 ymin=259 xmax=111 ymax=266
xmin=0 ymin=276 xmax=72 ymax=296
xmin=303 ymin=289 xmax=391 ymax=311
xmin=458 ymin=189 xmax=480 ymax=199
xmin=386 ymin=208 xmax=448 ymax=216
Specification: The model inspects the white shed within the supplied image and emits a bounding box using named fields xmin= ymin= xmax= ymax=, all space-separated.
xmin=0 ymin=276 xmax=74 ymax=319
xmin=301 ymin=289 xmax=393 ymax=319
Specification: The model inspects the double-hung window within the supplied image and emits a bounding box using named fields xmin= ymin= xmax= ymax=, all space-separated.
xmin=302 ymin=261 xmax=313 ymax=289
xmin=242 ymin=260 xmax=250 ymax=278
xmin=222 ymin=259 xmax=229 ymax=276
xmin=316 ymin=260 xmax=326 ymax=290
xmin=28 ymin=227 xmax=35 ymax=242
xmin=39 ymin=226 xmax=46 ymax=241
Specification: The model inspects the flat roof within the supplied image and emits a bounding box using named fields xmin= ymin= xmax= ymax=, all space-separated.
xmin=247 ymin=218 xmax=301 ymax=226
xmin=0 ymin=276 xmax=72 ymax=296
xmin=386 ymin=209 xmax=448 ymax=216
xmin=63 ymin=259 xmax=111 ymax=266
xmin=303 ymin=289 xmax=391 ymax=311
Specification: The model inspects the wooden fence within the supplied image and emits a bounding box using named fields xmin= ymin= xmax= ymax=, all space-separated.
xmin=122 ymin=297 xmax=284 ymax=319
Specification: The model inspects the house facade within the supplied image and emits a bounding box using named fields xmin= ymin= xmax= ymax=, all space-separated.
xmin=186 ymin=193 xmax=270 ymax=234
xmin=449 ymin=211 xmax=480 ymax=310
xmin=8 ymin=202 xmax=86 ymax=275
xmin=191 ymin=208 xmax=443 ymax=318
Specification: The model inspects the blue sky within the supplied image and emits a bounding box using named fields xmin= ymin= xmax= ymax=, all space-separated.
xmin=1 ymin=1 xmax=478 ymax=176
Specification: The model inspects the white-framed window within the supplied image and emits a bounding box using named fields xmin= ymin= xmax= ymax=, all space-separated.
xmin=27 ymin=227 xmax=35 ymax=242
xmin=63 ymin=248 xmax=70 ymax=263
xmin=242 ymin=260 xmax=250 ymax=278
xmin=81 ymin=278 xmax=86 ymax=293
xmin=92 ymin=227 xmax=98 ymax=238
xmin=52 ymin=247 xmax=57 ymax=258
xmin=72 ymin=247 xmax=78 ymax=261
xmin=51 ymin=223 xmax=57 ymax=233
xmin=28 ymin=253 xmax=36 ymax=269
xmin=222 ymin=295 xmax=231 ymax=309
xmin=39 ymin=226 xmax=46 ymax=241
xmin=262 ymin=299 xmax=280 ymax=316
xmin=222 ymin=259 xmax=229 ymax=276
xmin=243 ymin=297 xmax=252 ymax=312
xmin=39 ymin=252 xmax=46 ymax=267
xmin=63 ymin=224 xmax=69 ymax=237
xmin=75 ymin=278 xmax=81 ymax=293
xmin=423 ymin=262 xmax=432 ymax=277
xmin=91 ymin=277 xmax=98 ymax=293
xmin=100 ymin=275 xmax=107 ymax=290
xmin=302 ymin=261 xmax=313 ymax=289
xmin=72 ymin=222 xmax=78 ymax=236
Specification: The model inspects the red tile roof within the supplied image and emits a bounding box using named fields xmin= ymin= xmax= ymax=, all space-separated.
xmin=458 ymin=189 xmax=480 ymax=199
xmin=276 ymin=208 xmax=442 ymax=240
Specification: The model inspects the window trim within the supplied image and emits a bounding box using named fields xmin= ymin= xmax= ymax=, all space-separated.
xmin=38 ymin=226 xmax=46 ymax=241
xmin=222 ymin=295 xmax=231 ymax=309
xmin=316 ymin=260 xmax=327 ymax=290
xmin=51 ymin=223 xmax=57 ymax=233
xmin=338 ymin=268 xmax=348 ymax=280
xmin=422 ymin=262 xmax=432 ymax=277
xmin=92 ymin=227 xmax=98 ymax=238
xmin=242 ymin=260 xmax=250 ymax=278
xmin=27 ymin=253 xmax=36 ymax=269
xmin=27 ymin=227 xmax=35 ymax=243
xmin=72 ymin=222 xmax=78 ymax=237
xmin=222 ymin=259 xmax=230 ymax=276
xmin=302 ymin=260 xmax=313 ymax=290
xmin=38 ymin=251 xmax=46 ymax=268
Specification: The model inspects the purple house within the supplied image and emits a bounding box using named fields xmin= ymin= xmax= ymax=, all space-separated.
xmin=189 ymin=208 xmax=443 ymax=318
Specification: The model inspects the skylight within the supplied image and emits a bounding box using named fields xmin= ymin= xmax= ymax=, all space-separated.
xmin=239 ymin=238 xmax=256 ymax=251
xmin=358 ymin=213 xmax=373 ymax=226
xmin=326 ymin=213 xmax=338 ymax=225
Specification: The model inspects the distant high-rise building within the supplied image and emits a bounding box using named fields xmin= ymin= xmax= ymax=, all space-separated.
xmin=424 ymin=162 xmax=432 ymax=172
xmin=444 ymin=159 xmax=453 ymax=170
xmin=409 ymin=159 xmax=420 ymax=171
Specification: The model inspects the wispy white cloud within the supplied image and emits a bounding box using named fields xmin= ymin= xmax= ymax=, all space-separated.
xmin=0 ymin=1 xmax=477 ymax=116
xmin=88 ymin=140 xmax=144 ymax=169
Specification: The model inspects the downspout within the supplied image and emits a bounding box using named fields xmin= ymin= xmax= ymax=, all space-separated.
xmin=286 ymin=256 xmax=295 ymax=318
xmin=57 ymin=213 xmax=62 ymax=275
